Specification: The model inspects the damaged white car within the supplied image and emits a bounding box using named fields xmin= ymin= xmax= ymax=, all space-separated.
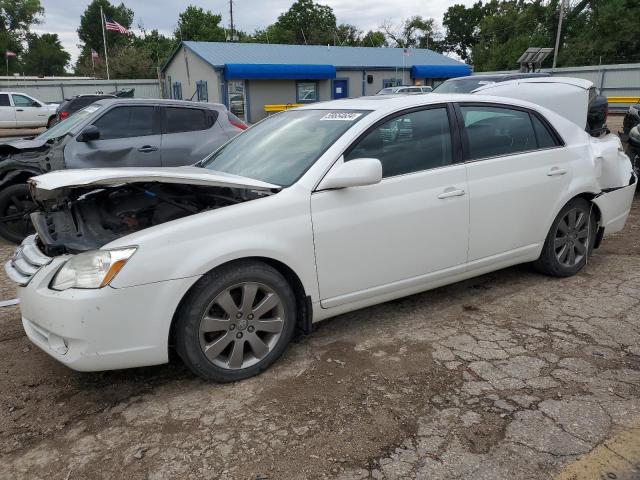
xmin=6 ymin=83 xmax=636 ymax=381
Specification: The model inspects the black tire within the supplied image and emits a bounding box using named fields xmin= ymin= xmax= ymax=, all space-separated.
xmin=175 ymin=260 xmax=297 ymax=382
xmin=46 ymin=116 xmax=56 ymax=129
xmin=534 ymin=197 xmax=597 ymax=277
xmin=0 ymin=183 xmax=36 ymax=244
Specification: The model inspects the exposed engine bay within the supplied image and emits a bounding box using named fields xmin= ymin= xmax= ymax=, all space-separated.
xmin=31 ymin=183 xmax=267 ymax=256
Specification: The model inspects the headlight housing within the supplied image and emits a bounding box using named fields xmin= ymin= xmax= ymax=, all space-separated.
xmin=51 ymin=247 xmax=137 ymax=291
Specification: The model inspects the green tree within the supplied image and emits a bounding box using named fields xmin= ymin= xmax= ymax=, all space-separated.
xmin=76 ymin=0 xmax=133 ymax=73
xmin=174 ymin=6 xmax=225 ymax=42
xmin=361 ymin=30 xmax=387 ymax=47
xmin=23 ymin=33 xmax=70 ymax=75
xmin=269 ymin=0 xmax=337 ymax=45
xmin=381 ymin=16 xmax=443 ymax=50
xmin=442 ymin=2 xmax=486 ymax=62
xmin=0 ymin=0 xmax=43 ymax=74
xmin=335 ymin=24 xmax=361 ymax=46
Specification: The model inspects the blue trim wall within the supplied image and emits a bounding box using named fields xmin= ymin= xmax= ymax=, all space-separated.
xmin=224 ymin=64 xmax=336 ymax=80
xmin=411 ymin=64 xmax=471 ymax=79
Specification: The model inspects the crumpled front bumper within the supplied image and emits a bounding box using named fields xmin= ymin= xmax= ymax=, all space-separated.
xmin=593 ymin=173 xmax=638 ymax=236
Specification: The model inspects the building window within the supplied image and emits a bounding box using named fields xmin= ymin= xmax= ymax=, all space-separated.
xmin=296 ymin=81 xmax=318 ymax=103
xmin=196 ymin=81 xmax=208 ymax=102
xmin=172 ymin=81 xmax=183 ymax=100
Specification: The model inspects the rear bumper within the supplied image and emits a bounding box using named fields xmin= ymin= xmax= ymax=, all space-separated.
xmin=593 ymin=173 xmax=637 ymax=236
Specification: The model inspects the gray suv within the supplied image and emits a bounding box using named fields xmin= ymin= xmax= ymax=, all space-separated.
xmin=0 ymin=99 xmax=247 ymax=242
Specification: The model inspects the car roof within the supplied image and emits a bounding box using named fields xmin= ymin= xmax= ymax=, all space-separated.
xmin=444 ymin=73 xmax=551 ymax=82
xmin=92 ymin=98 xmax=227 ymax=109
xmin=296 ymin=93 xmax=544 ymax=113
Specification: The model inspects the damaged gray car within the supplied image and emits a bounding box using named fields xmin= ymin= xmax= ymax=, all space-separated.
xmin=0 ymin=99 xmax=246 ymax=242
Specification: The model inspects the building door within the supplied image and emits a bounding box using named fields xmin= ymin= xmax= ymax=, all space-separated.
xmin=227 ymin=80 xmax=246 ymax=121
xmin=332 ymin=79 xmax=348 ymax=99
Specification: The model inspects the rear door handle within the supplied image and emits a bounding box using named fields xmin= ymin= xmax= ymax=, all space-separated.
xmin=138 ymin=145 xmax=158 ymax=153
xmin=16 ymin=109 xmax=23 ymax=112
xmin=547 ymin=167 xmax=567 ymax=176
xmin=438 ymin=187 xmax=466 ymax=199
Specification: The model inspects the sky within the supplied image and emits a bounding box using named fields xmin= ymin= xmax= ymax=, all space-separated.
xmin=34 ymin=0 xmax=476 ymax=66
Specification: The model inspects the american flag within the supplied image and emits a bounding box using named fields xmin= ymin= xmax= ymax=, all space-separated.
xmin=5 ymin=51 xmax=16 ymax=58
xmin=91 ymin=48 xmax=99 ymax=58
xmin=104 ymin=16 xmax=129 ymax=34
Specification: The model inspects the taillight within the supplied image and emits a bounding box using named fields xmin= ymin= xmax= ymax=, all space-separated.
xmin=59 ymin=111 xmax=69 ymax=121
xmin=230 ymin=119 xmax=248 ymax=130
xmin=227 ymin=112 xmax=248 ymax=130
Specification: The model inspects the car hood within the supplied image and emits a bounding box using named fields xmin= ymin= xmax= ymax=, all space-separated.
xmin=29 ymin=166 xmax=281 ymax=200
xmin=0 ymin=137 xmax=47 ymax=151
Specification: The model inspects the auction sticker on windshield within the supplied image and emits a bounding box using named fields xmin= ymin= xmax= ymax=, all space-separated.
xmin=320 ymin=112 xmax=363 ymax=121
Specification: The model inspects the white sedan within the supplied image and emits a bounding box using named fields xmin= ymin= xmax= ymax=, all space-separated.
xmin=6 ymin=90 xmax=637 ymax=382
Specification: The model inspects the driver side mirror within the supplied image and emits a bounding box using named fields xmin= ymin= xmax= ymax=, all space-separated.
xmin=317 ymin=157 xmax=382 ymax=190
xmin=76 ymin=125 xmax=100 ymax=142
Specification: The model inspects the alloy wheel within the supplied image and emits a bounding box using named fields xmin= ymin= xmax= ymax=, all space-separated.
xmin=198 ymin=282 xmax=285 ymax=370
xmin=554 ymin=207 xmax=590 ymax=267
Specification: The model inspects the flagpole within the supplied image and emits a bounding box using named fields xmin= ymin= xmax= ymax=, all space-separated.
xmin=91 ymin=53 xmax=95 ymax=78
xmin=5 ymin=54 xmax=8 ymax=77
xmin=100 ymin=6 xmax=110 ymax=80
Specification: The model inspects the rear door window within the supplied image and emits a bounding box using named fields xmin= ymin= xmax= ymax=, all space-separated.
xmin=0 ymin=94 xmax=10 ymax=106
xmin=163 ymin=107 xmax=215 ymax=134
xmin=93 ymin=106 xmax=156 ymax=140
xmin=459 ymin=105 xmax=538 ymax=160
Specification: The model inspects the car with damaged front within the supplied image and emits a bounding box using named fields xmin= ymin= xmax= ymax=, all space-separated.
xmin=6 ymin=90 xmax=636 ymax=382
xmin=0 ymin=98 xmax=246 ymax=243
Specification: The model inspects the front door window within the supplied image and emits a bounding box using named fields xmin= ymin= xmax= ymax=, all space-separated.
xmin=227 ymin=80 xmax=246 ymax=121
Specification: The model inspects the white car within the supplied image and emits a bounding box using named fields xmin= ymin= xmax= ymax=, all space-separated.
xmin=6 ymin=89 xmax=636 ymax=382
xmin=0 ymin=92 xmax=58 ymax=128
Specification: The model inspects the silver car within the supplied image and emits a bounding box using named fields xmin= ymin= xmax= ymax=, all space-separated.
xmin=376 ymin=86 xmax=432 ymax=95
xmin=0 ymin=99 xmax=246 ymax=242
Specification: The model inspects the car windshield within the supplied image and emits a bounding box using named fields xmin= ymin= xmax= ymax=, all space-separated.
xmin=377 ymin=88 xmax=396 ymax=95
xmin=200 ymin=109 xmax=369 ymax=186
xmin=433 ymin=78 xmax=497 ymax=93
xmin=36 ymin=104 xmax=102 ymax=141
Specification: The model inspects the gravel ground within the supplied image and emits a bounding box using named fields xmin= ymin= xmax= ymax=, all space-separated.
xmin=0 ymin=118 xmax=639 ymax=479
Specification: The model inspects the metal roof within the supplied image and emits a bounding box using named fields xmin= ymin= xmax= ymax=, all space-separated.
xmin=173 ymin=41 xmax=467 ymax=70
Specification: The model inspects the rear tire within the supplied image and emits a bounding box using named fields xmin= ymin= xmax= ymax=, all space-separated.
xmin=534 ymin=198 xmax=597 ymax=277
xmin=175 ymin=260 xmax=296 ymax=382
xmin=0 ymin=183 xmax=36 ymax=243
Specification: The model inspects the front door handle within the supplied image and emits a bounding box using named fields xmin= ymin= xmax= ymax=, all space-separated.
xmin=16 ymin=109 xmax=23 ymax=112
xmin=438 ymin=187 xmax=466 ymax=199
xmin=138 ymin=145 xmax=158 ymax=153
xmin=547 ymin=167 xmax=567 ymax=176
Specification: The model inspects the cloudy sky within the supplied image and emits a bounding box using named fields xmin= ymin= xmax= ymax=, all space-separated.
xmin=34 ymin=0 xmax=475 ymax=65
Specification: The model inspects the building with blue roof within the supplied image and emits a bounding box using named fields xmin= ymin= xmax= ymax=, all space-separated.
xmin=162 ymin=41 xmax=471 ymax=122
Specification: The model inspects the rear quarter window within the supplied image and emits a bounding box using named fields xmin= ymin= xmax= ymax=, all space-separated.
xmin=164 ymin=107 xmax=215 ymax=134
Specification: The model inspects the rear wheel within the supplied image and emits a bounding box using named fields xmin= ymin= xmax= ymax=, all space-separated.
xmin=175 ymin=260 xmax=296 ymax=382
xmin=534 ymin=198 xmax=597 ymax=277
xmin=0 ymin=183 xmax=36 ymax=243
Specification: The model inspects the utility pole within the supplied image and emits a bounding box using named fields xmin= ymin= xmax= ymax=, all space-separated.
xmin=229 ymin=0 xmax=235 ymax=41
xmin=552 ymin=0 xmax=566 ymax=69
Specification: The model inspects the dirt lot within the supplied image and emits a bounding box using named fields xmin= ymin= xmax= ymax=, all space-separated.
xmin=1 ymin=119 xmax=639 ymax=479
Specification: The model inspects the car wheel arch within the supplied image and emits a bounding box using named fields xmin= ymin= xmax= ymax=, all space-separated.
xmin=542 ymin=191 xmax=603 ymax=246
xmin=168 ymin=256 xmax=312 ymax=356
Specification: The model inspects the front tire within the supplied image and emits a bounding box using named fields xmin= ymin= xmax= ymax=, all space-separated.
xmin=0 ymin=183 xmax=36 ymax=243
xmin=534 ymin=198 xmax=597 ymax=277
xmin=175 ymin=260 xmax=296 ymax=382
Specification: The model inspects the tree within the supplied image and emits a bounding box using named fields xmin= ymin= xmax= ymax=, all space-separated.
xmin=269 ymin=0 xmax=337 ymax=45
xmin=23 ymin=33 xmax=70 ymax=75
xmin=0 ymin=0 xmax=44 ymax=74
xmin=174 ymin=6 xmax=225 ymax=42
xmin=381 ymin=16 xmax=443 ymax=51
xmin=361 ymin=30 xmax=387 ymax=48
xmin=442 ymin=2 xmax=485 ymax=62
xmin=335 ymin=24 xmax=361 ymax=46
